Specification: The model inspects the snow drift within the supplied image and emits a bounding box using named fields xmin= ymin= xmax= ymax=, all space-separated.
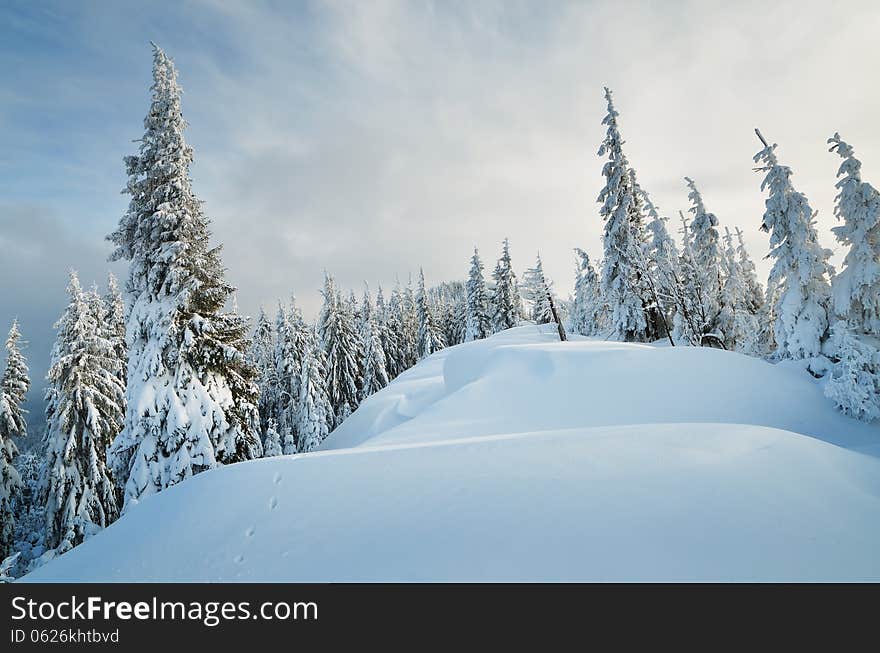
xmin=23 ymin=326 xmax=880 ymax=582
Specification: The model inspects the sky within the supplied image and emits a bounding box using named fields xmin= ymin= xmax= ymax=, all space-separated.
xmin=3 ymin=0 xmax=880 ymax=424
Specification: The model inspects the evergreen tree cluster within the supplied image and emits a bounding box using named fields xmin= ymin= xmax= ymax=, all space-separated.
xmin=4 ymin=50 xmax=880 ymax=581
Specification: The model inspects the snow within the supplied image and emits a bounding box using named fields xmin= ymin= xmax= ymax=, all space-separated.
xmin=22 ymin=325 xmax=880 ymax=582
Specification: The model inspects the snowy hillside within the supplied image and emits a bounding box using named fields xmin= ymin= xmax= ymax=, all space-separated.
xmin=23 ymin=326 xmax=880 ymax=582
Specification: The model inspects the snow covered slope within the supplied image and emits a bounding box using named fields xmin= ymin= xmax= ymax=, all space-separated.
xmin=23 ymin=326 xmax=880 ymax=582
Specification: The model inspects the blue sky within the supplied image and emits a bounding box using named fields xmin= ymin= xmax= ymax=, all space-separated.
xmin=3 ymin=0 xmax=880 ymax=427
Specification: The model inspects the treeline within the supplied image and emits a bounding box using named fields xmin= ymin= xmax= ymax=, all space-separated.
xmin=1 ymin=47 xmax=879 ymax=581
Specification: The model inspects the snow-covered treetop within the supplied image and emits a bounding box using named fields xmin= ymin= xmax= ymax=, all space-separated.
xmin=684 ymin=177 xmax=720 ymax=250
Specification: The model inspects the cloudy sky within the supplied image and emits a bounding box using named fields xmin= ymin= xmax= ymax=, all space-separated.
xmin=3 ymin=0 xmax=880 ymax=419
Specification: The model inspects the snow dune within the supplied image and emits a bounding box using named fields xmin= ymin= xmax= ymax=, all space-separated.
xmin=23 ymin=326 xmax=880 ymax=582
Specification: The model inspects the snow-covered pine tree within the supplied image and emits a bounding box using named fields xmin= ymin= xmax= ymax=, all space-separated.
xmin=430 ymin=282 xmax=466 ymax=348
xmin=822 ymin=133 xmax=880 ymax=420
xmin=416 ymin=269 xmax=446 ymax=358
xmin=401 ymin=279 xmax=420 ymax=369
xmin=359 ymin=286 xmax=389 ymax=401
xmin=444 ymin=292 xmax=467 ymax=346
xmin=753 ymin=130 xmax=834 ymax=360
xmin=296 ymin=329 xmax=332 ymax=453
xmin=642 ymin=191 xmax=686 ymax=341
xmin=597 ymin=88 xmax=649 ymax=342
xmin=0 ymin=319 xmax=29 ymax=561
xmin=272 ymin=298 xmax=310 ymax=453
xmin=251 ymin=307 xmax=277 ymax=435
xmin=669 ymin=212 xmax=704 ymax=346
xmin=827 ymin=133 xmax=880 ymax=334
xmin=272 ymin=303 xmax=295 ymax=447
xmin=344 ymin=289 xmax=365 ymax=396
xmin=375 ymin=285 xmax=388 ymax=323
xmin=684 ymin=177 xmax=725 ymax=346
xmin=734 ymin=227 xmax=765 ymax=315
xmin=626 ymin=176 xmax=672 ymax=342
xmin=491 ymin=238 xmax=522 ymax=332
xmin=104 ymin=273 xmax=127 ymax=387
xmin=380 ymin=285 xmax=405 ymax=380
xmin=0 ymin=319 xmax=29 ymax=446
xmin=523 ymin=254 xmax=555 ymax=325
xmin=0 ymin=434 xmax=18 ymax=563
xmin=41 ymin=272 xmax=123 ymax=552
xmin=570 ymin=249 xmax=603 ymax=336
xmin=318 ymin=274 xmax=361 ymax=426
xmin=823 ymin=321 xmax=880 ymax=421
xmin=106 ymin=45 xmax=261 ymax=508
xmin=464 ymin=248 xmax=492 ymax=341
xmin=261 ymin=418 xmax=283 ymax=458
xmin=717 ymin=227 xmax=760 ymax=353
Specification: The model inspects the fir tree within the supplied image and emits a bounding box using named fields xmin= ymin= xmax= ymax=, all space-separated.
xmin=401 ymin=279 xmax=420 ymax=369
xmin=251 ymin=307 xmax=277 ymax=435
xmin=824 ymin=321 xmax=880 ymax=421
xmin=262 ymin=418 xmax=283 ymax=458
xmin=827 ymin=133 xmax=880 ymax=334
xmin=359 ymin=286 xmax=389 ymax=400
xmin=104 ymin=273 xmax=127 ymax=387
xmin=823 ymin=134 xmax=880 ymax=420
xmin=685 ymin=177 xmax=724 ymax=344
xmin=0 ymin=319 xmax=29 ymax=561
xmin=734 ymin=227 xmax=765 ymax=315
xmin=383 ymin=285 xmax=408 ymax=379
xmin=597 ymin=88 xmax=649 ymax=341
xmin=318 ymin=274 xmax=361 ymax=426
xmin=491 ymin=238 xmax=522 ymax=332
xmin=0 ymin=319 xmax=29 ymax=445
xmin=718 ymin=227 xmax=760 ymax=353
xmin=523 ymin=254 xmax=555 ymax=325
xmin=107 ymin=45 xmax=261 ymax=507
xmin=297 ymin=330 xmax=332 ymax=453
xmin=754 ymin=130 xmax=833 ymax=360
xmin=570 ymin=249 xmax=603 ymax=336
xmin=669 ymin=212 xmax=705 ymax=346
xmin=464 ymin=248 xmax=492 ymax=341
xmin=416 ymin=269 xmax=446 ymax=358
xmin=41 ymin=273 xmax=123 ymax=552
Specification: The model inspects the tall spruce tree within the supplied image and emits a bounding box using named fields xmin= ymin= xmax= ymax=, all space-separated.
xmin=104 ymin=273 xmax=127 ymax=387
xmin=684 ymin=177 xmax=724 ymax=343
xmin=416 ymin=269 xmax=446 ymax=358
xmin=718 ymin=227 xmax=760 ymax=353
xmin=251 ymin=307 xmax=277 ymax=435
xmin=570 ymin=249 xmax=603 ymax=336
xmin=754 ymin=131 xmax=833 ymax=360
xmin=823 ymin=134 xmax=880 ymax=420
xmin=261 ymin=418 xmax=283 ymax=458
xmin=0 ymin=319 xmax=29 ymax=561
xmin=318 ymin=274 xmax=361 ymax=426
xmin=297 ymin=329 xmax=332 ymax=453
xmin=523 ymin=254 xmax=555 ymax=325
xmin=464 ymin=248 xmax=492 ymax=342
xmin=359 ymin=286 xmax=389 ymax=400
xmin=380 ymin=285 xmax=406 ymax=380
xmin=827 ymin=133 xmax=880 ymax=334
xmin=42 ymin=273 xmax=123 ymax=552
xmin=401 ymin=279 xmax=420 ymax=369
xmin=107 ymin=45 xmax=261 ymax=507
xmin=734 ymin=227 xmax=765 ymax=315
xmin=491 ymin=238 xmax=521 ymax=332
xmin=597 ymin=88 xmax=649 ymax=341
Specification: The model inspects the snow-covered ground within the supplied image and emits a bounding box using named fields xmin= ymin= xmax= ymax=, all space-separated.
xmin=23 ymin=326 xmax=880 ymax=581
